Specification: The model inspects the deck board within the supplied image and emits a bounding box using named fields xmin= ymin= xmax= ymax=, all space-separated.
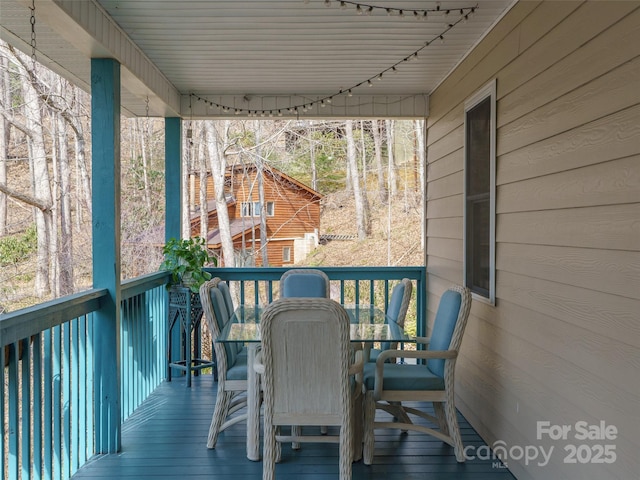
xmin=72 ymin=376 xmax=515 ymax=479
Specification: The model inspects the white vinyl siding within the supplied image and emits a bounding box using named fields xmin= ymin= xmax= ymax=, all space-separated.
xmin=425 ymin=2 xmax=640 ymax=479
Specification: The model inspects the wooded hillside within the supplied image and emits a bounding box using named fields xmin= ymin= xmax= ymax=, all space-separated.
xmin=0 ymin=41 xmax=424 ymax=314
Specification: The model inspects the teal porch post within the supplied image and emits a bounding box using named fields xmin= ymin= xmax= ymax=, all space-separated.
xmin=91 ymin=58 xmax=122 ymax=453
xmin=165 ymin=118 xmax=182 ymax=374
xmin=165 ymin=117 xmax=182 ymax=242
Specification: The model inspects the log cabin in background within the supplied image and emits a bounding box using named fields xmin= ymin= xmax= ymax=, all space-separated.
xmin=191 ymin=164 xmax=322 ymax=267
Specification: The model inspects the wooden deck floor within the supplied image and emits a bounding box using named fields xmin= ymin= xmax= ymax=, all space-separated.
xmin=72 ymin=375 xmax=516 ymax=479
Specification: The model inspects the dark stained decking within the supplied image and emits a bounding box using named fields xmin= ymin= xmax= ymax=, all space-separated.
xmin=72 ymin=375 xmax=516 ymax=479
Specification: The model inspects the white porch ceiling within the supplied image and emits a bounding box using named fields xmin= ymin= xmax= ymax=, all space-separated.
xmin=1 ymin=0 xmax=514 ymax=118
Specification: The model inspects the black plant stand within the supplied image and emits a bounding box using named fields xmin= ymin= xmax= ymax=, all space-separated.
xmin=167 ymin=286 xmax=214 ymax=387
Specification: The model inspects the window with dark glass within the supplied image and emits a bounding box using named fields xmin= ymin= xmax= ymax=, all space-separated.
xmin=464 ymin=81 xmax=495 ymax=303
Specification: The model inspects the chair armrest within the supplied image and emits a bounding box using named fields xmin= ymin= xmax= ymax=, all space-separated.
xmin=348 ymin=353 xmax=364 ymax=376
xmin=376 ymin=349 xmax=457 ymax=365
xmin=253 ymin=351 xmax=265 ymax=375
xmin=414 ymin=336 xmax=431 ymax=345
xmin=373 ymin=349 xmax=458 ymax=399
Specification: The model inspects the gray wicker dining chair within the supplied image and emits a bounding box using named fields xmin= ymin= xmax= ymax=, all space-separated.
xmin=254 ymin=298 xmax=364 ymax=480
xmin=279 ymin=268 xmax=331 ymax=442
xmin=280 ymin=268 xmax=330 ymax=298
xmin=362 ymin=285 xmax=472 ymax=464
xmin=365 ymin=278 xmax=413 ymax=363
xmin=200 ymin=278 xmax=249 ymax=449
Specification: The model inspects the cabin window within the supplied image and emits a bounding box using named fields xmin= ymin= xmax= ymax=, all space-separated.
xmin=241 ymin=201 xmax=275 ymax=217
xmin=282 ymin=246 xmax=291 ymax=263
xmin=464 ymin=80 xmax=496 ymax=305
xmin=265 ymin=201 xmax=275 ymax=216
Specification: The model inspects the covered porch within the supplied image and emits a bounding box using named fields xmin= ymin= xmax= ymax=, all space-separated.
xmin=1 ymin=1 xmax=638 ymax=479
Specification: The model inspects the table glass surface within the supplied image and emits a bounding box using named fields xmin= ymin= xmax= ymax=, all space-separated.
xmin=217 ymin=304 xmax=413 ymax=344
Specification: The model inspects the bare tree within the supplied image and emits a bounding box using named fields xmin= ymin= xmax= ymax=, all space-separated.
xmin=70 ymin=85 xmax=91 ymax=229
xmin=198 ymin=124 xmax=208 ymax=239
xmin=372 ymin=120 xmax=387 ymax=203
xmin=205 ymin=121 xmax=235 ymax=266
xmin=3 ymin=47 xmax=54 ymax=296
xmin=138 ymin=117 xmax=153 ymax=210
xmin=414 ymin=119 xmax=426 ymax=250
xmin=385 ymin=119 xmax=397 ymax=198
xmin=0 ymin=55 xmax=9 ymax=235
xmin=345 ymin=120 xmax=369 ymax=240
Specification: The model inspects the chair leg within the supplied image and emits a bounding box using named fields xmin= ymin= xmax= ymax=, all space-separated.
xmin=351 ymin=394 xmax=363 ymax=462
xmin=433 ymin=402 xmax=449 ymax=436
xmin=263 ymin=421 xmax=276 ymax=480
xmin=207 ymin=390 xmax=231 ymax=448
xmin=339 ymin=420 xmax=353 ymax=480
xmin=291 ymin=425 xmax=301 ymax=450
xmin=444 ymin=399 xmax=465 ymax=462
xmin=363 ymin=391 xmax=376 ymax=465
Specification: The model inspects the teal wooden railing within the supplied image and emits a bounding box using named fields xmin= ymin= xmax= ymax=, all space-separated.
xmin=207 ymin=266 xmax=427 ymax=337
xmin=0 ymin=266 xmax=425 ymax=479
xmin=0 ymin=272 xmax=169 ymax=480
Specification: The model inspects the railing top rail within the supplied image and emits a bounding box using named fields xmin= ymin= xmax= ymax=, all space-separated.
xmin=122 ymin=271 xmax=170 ymax=300
xmin=0 ymin=288 xmax=108 ymax=347
xmin=206 ymin=266 xmax=424 ymax=281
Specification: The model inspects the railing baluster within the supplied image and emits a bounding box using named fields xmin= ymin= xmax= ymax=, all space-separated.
xmin=53 ymin=325 xmax=61 ymax=480
xmin=43 ymin=329 xmax=52 ymax=479
xmin=72 ymin=318 xmax=80 ymax=475
xmin=63 ymin=322 xmax=71 ymax=479
xmin=1 ymin=352 xmax=4 ymax=478
xmin=86 ymin=315 xmax=95 ymax=463
xmin=8 ymin=343 xmax=19 ymax=480
xmin=33 ymin=332 xmax=42 ymax=480
xmin=21 ymin=338 xmax=31 ymax=480
xmin=78 ymin=316 xmax=88 ymax=467
xmin=123 ymin=298 xmax=131 ymax=417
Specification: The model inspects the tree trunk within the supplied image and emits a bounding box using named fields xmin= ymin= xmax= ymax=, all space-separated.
xmin=385 ymin=119 xmax=397 ymax=198
xmin=18 ymin=56 xmax=52 ymax=296
xmin=71 ymin=85 xmax=91 ymax=227
xmin=414 ymin=119 xmax=426 ymax=251
xmin=0 ymin=55 xmax=10 ymax=235
xmin=57 ymin=110 xmax=74 ymax=295
xmin=205 ymin=121 xmax=235 ymax=267
xmin=182 ymin=121 xmax=192 ymax=239
xmin=309 ymin=121 xmax=317 ymax=192
xmin=198 ymin=124 xmax=208 ymax=239
xmin=50 ymin=110 xmax=60 ymax=296
xmin=372 ymin=120 xmax=387 ymax=203
xmin=254 ymin=122 xmax=269 ymax=267
xmin=139 ymin=118 xmax=152 ymax=210
xmin=345 ymin=120 xmax=369 ymax=240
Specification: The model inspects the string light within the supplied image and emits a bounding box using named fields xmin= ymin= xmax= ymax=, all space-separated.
xmin=191 ymin=4 xmax=477 ymax=117
xmin=321 ymin=1 xmax=476 ymax=19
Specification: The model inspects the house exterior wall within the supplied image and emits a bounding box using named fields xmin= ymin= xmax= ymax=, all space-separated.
xmin=196 ymin=168 xmax=321 ymax=266
xmin=425 ymin=2 xmax=640 ymax=479
xmin=228 ymin=169 xmax=321 ymax=241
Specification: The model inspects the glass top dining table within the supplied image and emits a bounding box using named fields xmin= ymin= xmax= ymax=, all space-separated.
xmin=218 ymin=303 xmax=414 ymax=344
xmin=216 ymin=302 xmax=414 ymax=461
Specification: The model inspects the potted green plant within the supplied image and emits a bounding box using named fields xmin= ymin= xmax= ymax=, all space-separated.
xmin=160 ymin=236 xmax=214 ymax=292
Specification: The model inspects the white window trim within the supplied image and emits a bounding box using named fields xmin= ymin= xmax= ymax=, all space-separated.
xmin=463 ymin=79 xmax=496 ymax=306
